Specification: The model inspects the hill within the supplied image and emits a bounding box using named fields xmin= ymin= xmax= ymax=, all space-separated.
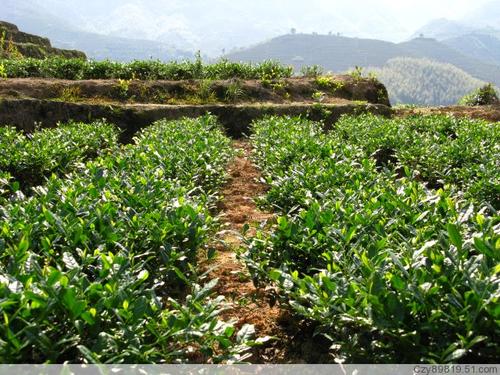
xmin=368 ymin=57 xmax=485 ymax=106
xmin=412 ymin=19 xmax=474 ymax=40
xmin=464 ymin=0 xmax=500 ymax=29
xmin=226 ymin=33 xmax=500 ymax=87
xmin=0 ymin=21 xmax=85 ymax=59
xmin=413 ymin=17 xmax=500 ymax=66
xmin=443 ymin=33 xmax=500 ymax=66
xmin=396 ymin=37 xmax=500 ymax=85
xmin=2 ymin=0 xmax=414 ymax=56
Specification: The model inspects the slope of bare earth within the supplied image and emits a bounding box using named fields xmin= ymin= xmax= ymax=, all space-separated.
xmin=395 ymin=104 xmax=500 ymax=122
xmin=0 ymin=76 xmax=389 ymax=106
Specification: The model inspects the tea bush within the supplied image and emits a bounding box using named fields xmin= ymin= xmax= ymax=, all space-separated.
xmin=0 ymin=57 xmax=294 ymax=81
xmin=246 ymin=115 xmax=499 ymax=363
xmin=0 ymin=115 xmax=262 ymax=363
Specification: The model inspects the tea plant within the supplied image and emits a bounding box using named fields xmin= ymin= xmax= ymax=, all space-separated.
xmin=245 ymin=115 xmax=499 ymax=363
xmin=0 ymin=121 xmax=118 ymax=191
xmin=0 ymin=57 xmax=294 ymax=81
xmin=0 ymin=115 xmax=263 ymax=363
xmin=334 ymin=114 xmax=500 ymax=208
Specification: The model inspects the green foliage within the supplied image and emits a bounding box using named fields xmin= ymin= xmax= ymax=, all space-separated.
xmin=0 ymin=31 xmax=22 ymax=59
xmin=197 ymin=79 xmax=216 ymax=102
xmin=245 ymin=115 xmax=500 ymax=363
xmin=311 ymin=91 xmax=325 ymax=102
xmin=300 ymin=65 xmax=324 ymax=78
xmin=58 ymin=86 xmax=82 ymax=102
xmin=0 ymin=115 xmax=263 ymax=363
xmin=348 ymin=66 xmax=364 ymax=81
xmin=0 ymin=121 xmax=118 ymax=191
xmin=459 ymin=83 xmax=499 ymax=106
xmin=315 ymin=75 xmax=345 ymax=92
xmin=0 ymin=63 xmax=6 ymax=79
xmin=0 ymin=31 xmax=5 ymax=53
xmin=0 ymin=57 xmax=293 ymax=81
xmin=335 ymin=114 xmax=500 ymax=208
xmin=115 ymin=78 xmax=131 ymax=99
xmin=224 ymin=79 xmax=245 ymax=103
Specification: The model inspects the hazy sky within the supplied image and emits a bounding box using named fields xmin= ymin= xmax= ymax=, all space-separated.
xmin=377 ymin=0 xmax=492 ymax=20
xmin=10 ymin=0 xmax=500 ymax=55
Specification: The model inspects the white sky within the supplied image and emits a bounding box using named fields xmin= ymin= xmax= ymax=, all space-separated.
xmin=312 ymin=0 xmax=494 ymax=30
xmin=17 ymin=0 xmax=500 ymax=54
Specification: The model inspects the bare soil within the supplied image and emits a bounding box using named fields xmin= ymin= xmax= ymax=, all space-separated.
xmin=395 ymin=104 xmax=500 ymax=122
xmin=203 ymin=140 xmax=335 ymax=363
xmin=202 ymin=140 xmax=281 ymax=360
xmin=0 ymin=76 xmax=389 ymax=106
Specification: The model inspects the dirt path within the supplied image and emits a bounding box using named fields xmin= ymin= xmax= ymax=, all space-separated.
xmin=204 ymin=140 xmax=292 ymax=362
xmin=202 ymin=139 xmax=336 ymax=363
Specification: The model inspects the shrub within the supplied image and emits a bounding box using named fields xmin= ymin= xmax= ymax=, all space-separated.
xmin=0 ymin=57 xmax=294 ymax=81
xmin=300 ymin=65 xmax=324 ymax=78
xmin=245 ymin=115 xmax=500 ymax=363
xmin=0 ymin=116 xmax=264 ymax=363
xmin=459 ymin=83 xmax=499 ymax=106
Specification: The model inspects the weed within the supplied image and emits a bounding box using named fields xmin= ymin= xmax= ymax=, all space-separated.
xmin=59 ymin=86 xmax=82 ymax=102
xmin=116 ymin=78 xmax=132 ymax=99
xmin=301 ymin=65 xmax=324 ymax=78
xmin=0 ymin=63 xmax=6 ymax=79
xmin=312 ymin=91 xmax=325 ymax=102
xmin=348 ymin=66 xmax=364 ymax=81
xmin=315 ymin=75 xmax=345 ymax=93
xmin=367 ymin=71 xmax=378 ymax=81
xmin=197 ymin=79 xmax=216 ymax=102
xmin=377 ymin=87 xmax=389 ymax=103
xmin=225 ymin=79 xmax=245 ymax=102
xmin=0 ymin=31 xmax=5 ymax=54
xmin=6 ymin=37 xmax=22 ymax=59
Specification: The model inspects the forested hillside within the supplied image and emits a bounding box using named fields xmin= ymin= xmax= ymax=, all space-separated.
xmin=368 ymin=57 xmax=486 ymax=106
xmin=226 ymin=34 xmax=500 ymax=88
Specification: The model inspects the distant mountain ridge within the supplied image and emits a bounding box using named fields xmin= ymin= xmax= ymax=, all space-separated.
xmin=412 ymin=2 xmax=500 ymax=67
xmin=443 ymin=33 xmax=500 ymax=66
xmin=226 ymin=33 xmax=500 ymax=88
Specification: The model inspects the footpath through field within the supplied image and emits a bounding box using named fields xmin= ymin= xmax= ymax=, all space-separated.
xmin=204 ymin=140 xmax=278 ymax=362
xmin=205 ymin=140 xmax=335 ymax=363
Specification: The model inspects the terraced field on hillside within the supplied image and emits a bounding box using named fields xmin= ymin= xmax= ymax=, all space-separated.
xmin=0 ymin=57 xmax=498 ymax=364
